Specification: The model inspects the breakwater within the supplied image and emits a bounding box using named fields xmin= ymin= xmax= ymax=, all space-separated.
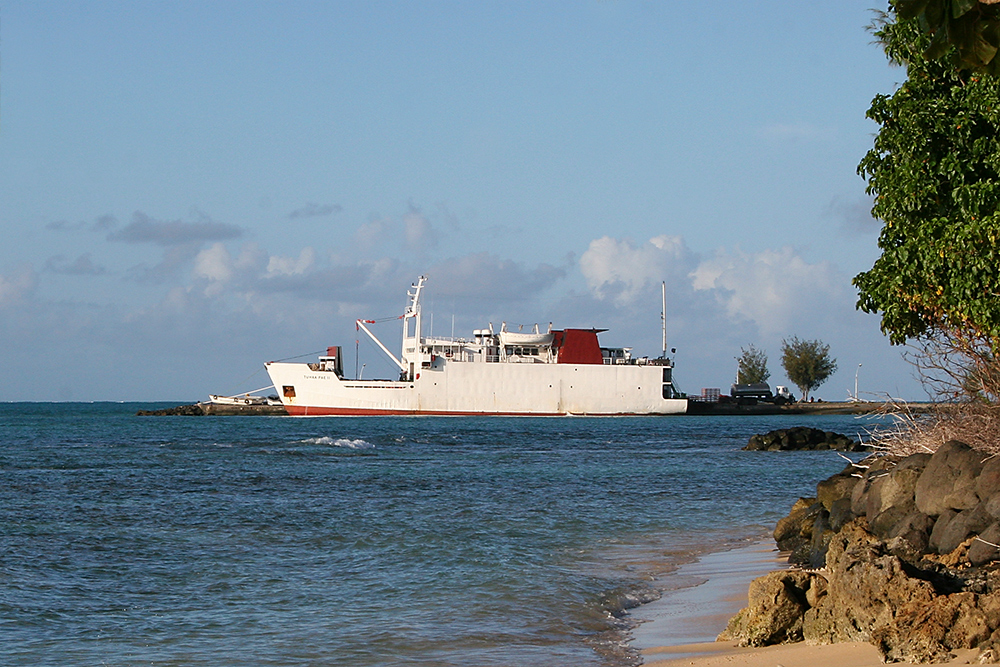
xmin=136 ymin=402 xmax=287 ymax=416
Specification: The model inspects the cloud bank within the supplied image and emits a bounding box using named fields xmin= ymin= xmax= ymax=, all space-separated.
xmin=2 ymin=209 xmax=914 ymax=401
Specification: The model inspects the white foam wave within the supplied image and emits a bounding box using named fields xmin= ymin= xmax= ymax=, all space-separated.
xmin=301 ymin=436 xmax=374 ymax=449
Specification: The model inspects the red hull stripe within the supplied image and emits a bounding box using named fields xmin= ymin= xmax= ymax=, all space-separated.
xmin=282 ymin=405 xmax=662 ymax=417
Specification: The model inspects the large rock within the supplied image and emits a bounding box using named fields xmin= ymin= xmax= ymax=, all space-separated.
xmin=802 ymin=521 xmax=937 ymax=645
xmin=977 ymin=457 xmax=1000 ymax=501
xmin=817 ymin=473 xmax=859 ymax=511
xmin=884 ymin=511 xmax=935 ymax=560
xmin=828 ymin=497 xmax=856 ymax=532
xmin=718 ymin=570 xmax=818 ymax=646
xmin=851 ymin=456 xmax=902 ymax=516
xmin=969 ymin=523 xmax=1000 ymax=567
xmin=915 ymin=440 xmax=987 ymax=516
xmin=773 ymin=497 xmax=824 ymax=554
xmin=873 ymin=455 xmax=929 ymax=515
xmin=871 ymin=592 xmax=990 ymax=663
xmin=932 ymin=504 xmax=992 ymax=555
xmin=985 ymin=491 xmax=1000 ymax=520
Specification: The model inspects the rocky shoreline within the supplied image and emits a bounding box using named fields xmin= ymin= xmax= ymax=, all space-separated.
xmin=722 ymin=439 xmax=1000 ymax=663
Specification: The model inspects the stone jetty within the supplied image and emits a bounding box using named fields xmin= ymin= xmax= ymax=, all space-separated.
xmin=137 ymin=403 xmax=287 ymax=416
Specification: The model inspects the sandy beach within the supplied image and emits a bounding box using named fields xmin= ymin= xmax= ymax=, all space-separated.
xmin=643 ymin=640 xmax=980 ymax=666
xmin=632 ymin=541 xmax=982 ymax=667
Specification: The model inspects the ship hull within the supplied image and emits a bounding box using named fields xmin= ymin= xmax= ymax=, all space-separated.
xmin=265 ymin=360 xmax=687 ymax=416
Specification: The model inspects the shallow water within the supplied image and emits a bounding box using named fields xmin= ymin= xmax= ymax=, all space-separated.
xmin=0 ymin=404 xmax=879 ymax=666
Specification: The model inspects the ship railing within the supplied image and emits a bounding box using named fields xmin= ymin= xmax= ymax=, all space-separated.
xmin=601 ymin=357 xmax=650 ymax=366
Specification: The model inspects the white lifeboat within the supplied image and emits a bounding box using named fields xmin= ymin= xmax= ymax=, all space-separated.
xmin=498 ymin=331 xmax=554 ymax=346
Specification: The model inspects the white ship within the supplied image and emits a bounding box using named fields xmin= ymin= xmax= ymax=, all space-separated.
xmin=264 ymin=276 xmax=687 ymax=416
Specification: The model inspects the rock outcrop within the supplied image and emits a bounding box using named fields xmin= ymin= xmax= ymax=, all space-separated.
xmin=743 ymin=427 xmax=869 ymax=452
xmin=723 ymin=440 xmax=1000 ymax=663
xmin=136 ymin=403 xmax=287 ymax=416
xmin=136 ymin=404 xmax=206 ymax=416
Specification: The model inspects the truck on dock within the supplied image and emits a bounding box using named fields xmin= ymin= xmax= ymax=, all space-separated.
xmin=729 ymin=383 xmax=794 ymax=405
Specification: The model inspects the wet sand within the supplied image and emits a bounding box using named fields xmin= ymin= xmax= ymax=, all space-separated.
xmin=630 ymin=539 xmax=784 ymax=651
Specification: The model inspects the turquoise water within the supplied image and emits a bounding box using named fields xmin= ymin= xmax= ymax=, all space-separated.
xmin=0 ymin=404 xmax=877 ymax=666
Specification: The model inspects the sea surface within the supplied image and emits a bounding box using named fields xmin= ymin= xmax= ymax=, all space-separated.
xmin=0 ymin=404 xmax=883 ymax=666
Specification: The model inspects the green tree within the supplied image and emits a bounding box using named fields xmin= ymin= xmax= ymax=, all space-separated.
xmin=781 ymin=337 xmax=837 ymax=402
xmin=854 ymin=6 xmax=1000 ymax=398
xmin=736 ymin=345 xmax=770 ymax=385
xmin=895 ymin=0 xmax=1000 ymax=74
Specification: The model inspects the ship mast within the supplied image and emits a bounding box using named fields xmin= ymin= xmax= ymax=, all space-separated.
xmin=400 ymin=276 xmax=427 ymax=380
xmin=661 ymin=281 xmax=667 ymax=359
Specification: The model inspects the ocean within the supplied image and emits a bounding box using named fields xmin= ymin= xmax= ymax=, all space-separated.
xmin=0 ymin=404 xmax=879 ymax=666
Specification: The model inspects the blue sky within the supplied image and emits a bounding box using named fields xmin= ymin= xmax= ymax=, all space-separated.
xmin=1 ymin=1 xmax=919 ymax=401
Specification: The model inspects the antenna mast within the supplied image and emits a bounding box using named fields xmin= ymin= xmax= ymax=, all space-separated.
xmin=661 ymin=281 xmax=667 ymax=358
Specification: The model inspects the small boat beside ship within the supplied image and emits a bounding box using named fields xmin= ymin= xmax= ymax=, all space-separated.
xmin=264 ymin=276 xmax=686 ymax=416
xmin=206 ymin=389 xmax=282 ymax=407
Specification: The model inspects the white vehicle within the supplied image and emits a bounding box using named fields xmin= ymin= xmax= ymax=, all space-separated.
xmin=264 ymin=276 xmax=687 ymax=416
xmin=774 ymin=385 xmax=794 ymax=403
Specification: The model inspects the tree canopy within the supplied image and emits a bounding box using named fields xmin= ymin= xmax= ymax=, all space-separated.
xmin=736 ymin=345 xmax=770 ymax=385
xmin=896 ymin=0 xmax=1000 ymax=73
xmin=854 ymin=8 xmax=1000 ymax=364
xmin=781 ymin=337 xmax=837 ymax=402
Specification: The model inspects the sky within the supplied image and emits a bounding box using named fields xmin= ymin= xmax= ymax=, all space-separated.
xmin=0 ymin=1 xmax=923 ymax=402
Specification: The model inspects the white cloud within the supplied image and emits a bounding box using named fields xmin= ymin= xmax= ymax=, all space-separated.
xmin=690 ymin=246 xmax=849 ymax=337
xmin=266 ymin=247 xmax=316 ymax=276
xmin=579 ymin=235 xmax=696 ymax=305
xmin=193 ymin=243 xmax=233 ymax=283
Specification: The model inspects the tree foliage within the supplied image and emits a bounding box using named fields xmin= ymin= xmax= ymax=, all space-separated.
xmin=896 ymin=0 xmax=1000 ymax=73
xmin=854 ymin=9 xmax=1000 ymax=371
xmin=781 ymin=337 xmax=837 ymax=402
xmin=736 ymin=345 xmax=770 ymax=385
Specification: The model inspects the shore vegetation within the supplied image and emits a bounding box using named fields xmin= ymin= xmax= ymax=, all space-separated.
xmin=894 ymin=0 xmax=1000 ymax=74
xmin=736 ymin=345 xmax=770 ymax=385
xmin=856 ymin=2 xmax=1000 ymax=450
xmin=780 ymin=337 xmax=836 ymax=402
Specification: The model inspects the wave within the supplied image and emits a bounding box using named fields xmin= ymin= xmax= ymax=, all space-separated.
xmin=300 ymin=436 xmax=374 ymax=449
